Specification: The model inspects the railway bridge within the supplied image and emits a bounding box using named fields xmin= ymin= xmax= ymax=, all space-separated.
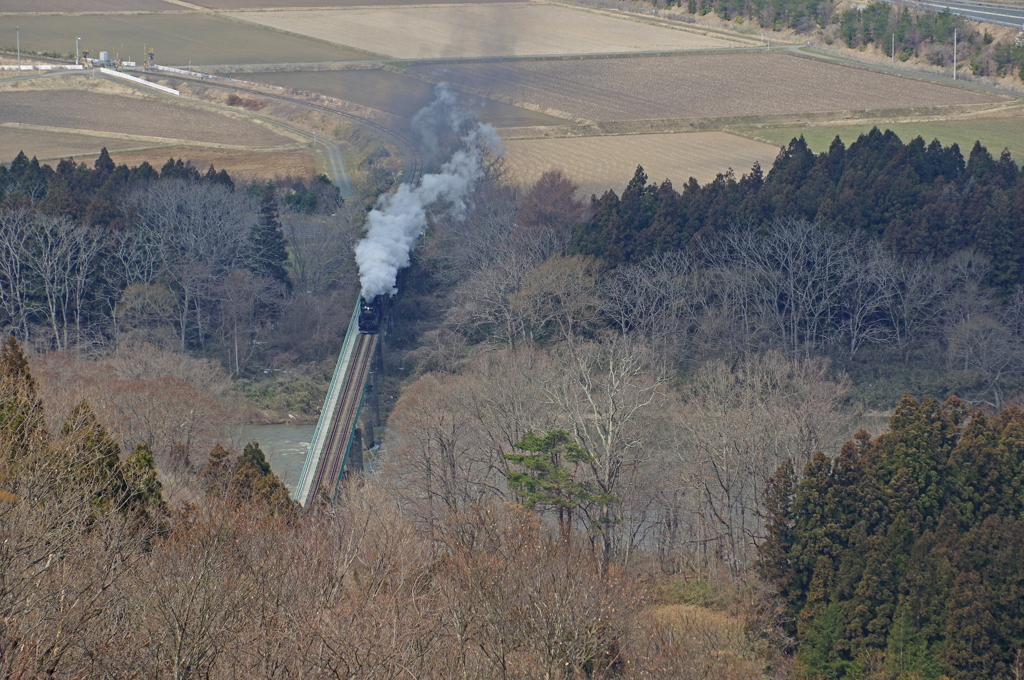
xmin=293 ymin=301 xmax=381 ymax=506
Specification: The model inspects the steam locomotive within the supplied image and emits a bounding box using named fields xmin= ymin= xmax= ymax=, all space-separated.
xmin=358 ymin=295 xmax=385 ymax=334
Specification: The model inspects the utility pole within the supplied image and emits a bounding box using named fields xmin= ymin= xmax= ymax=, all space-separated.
xmin=76 ymin=37 xmax=80 ymax=65
xmin=953 ymin=28 xmax=957 ymax=80
xmin=16 ymin=27 xmax=20 ymax=68
xmin=891 ymin=33 xmax=895 ymax=63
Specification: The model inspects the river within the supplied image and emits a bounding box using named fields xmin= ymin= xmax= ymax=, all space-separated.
xmin=241 ymin=423 xmax=317 ymax=491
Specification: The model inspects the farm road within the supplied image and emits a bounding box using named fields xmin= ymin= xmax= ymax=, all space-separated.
xmin=95 ymin=70 xmax=357 ymax=195
xmin=2 ymin=70 xmax=356 ymax=195
xmin=317 ymin=137 xmax=354 ymax=197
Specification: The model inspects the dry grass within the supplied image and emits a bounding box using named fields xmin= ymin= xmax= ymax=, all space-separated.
xmin=407 ymin=51 xmax=1008 ymax=122
xmin=503 ymin=131 xmax=780 ymax=199
xmin=227 ymin=2 xmax=740 ymax=60
xmin=3 ymin=13 xmax=374 ymax=67
xmin=0 ymin=72 xmax=151 ymax=96
xmin=627 ymin=603 xmax=768 ymax=679
xmin=0 ymin=90 xmax=295 ymax=147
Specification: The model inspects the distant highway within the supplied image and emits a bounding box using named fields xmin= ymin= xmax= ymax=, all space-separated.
xmin=906 ymin=0 xmax=1024 ymax=28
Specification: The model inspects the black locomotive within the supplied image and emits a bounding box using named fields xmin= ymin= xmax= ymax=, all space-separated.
xmin=357 ymin=295 xmax=384 ymax=334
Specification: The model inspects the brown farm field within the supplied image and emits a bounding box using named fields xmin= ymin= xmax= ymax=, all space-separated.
xmin=242 ymin=69 xmax=565 ymax=127
xmin=107 ymin=146 xmax=320 ymax=180
xmin=0 ymin=0 xmax=180 ymax=12
xmin=0 ymin=90 xmax=297 ymax=148
xmin=193 ymin=0 xmax=522 ymax=8
xmin=0 ymin=128 xmax=163 ymax=164
xmin=407 ymin=52 xmax=1008 ymax=122
xmin=4 ymin=13 xmax=375 ymax=67
xmin=0 ymin=133 xmax=318 ymax=180
xmin=227 ymin=4 xmax=740 ymax=60
xmin=503 ymin=131 xmax=780 ymax=199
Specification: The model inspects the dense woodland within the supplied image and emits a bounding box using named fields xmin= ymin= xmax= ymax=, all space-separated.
xmin=560 ymin=133 xmax=1024 ymax=407
xmin=3 ymin=127 xmax=1024 ymax=678
xmin=0 ymin=149 xmax=354 ymax=372
xmin=760 ymin=396 xmax=1024 ymax=678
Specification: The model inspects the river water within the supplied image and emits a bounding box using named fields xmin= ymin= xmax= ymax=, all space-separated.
xmin=241 ymin=423 xmax=317 ymax=491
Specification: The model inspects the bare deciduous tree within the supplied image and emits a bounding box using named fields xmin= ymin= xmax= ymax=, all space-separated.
xmin=0 ymin=207 xmax=39 ymax=340
xmin=126 ymin=181 xmax=254 ymax=352
xmin=674 ymin=351 xmax=850 ymax=569
xmin=720 ymin=218 xmax=856 ymax=357
xmin=543 ymin=336 xmax=671 ymax=563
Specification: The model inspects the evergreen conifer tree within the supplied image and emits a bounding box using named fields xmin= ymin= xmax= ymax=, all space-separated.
xmin=249 ymin=183 xmax=292 ymax=291
xmin=504 ymin=429 xmax=609 ymax=544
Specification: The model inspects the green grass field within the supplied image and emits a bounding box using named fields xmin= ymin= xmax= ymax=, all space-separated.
xmin=5 ymin=13 xmax=376 ymax=67
xmin=743 ymin=114 xmax=1024 ymax=163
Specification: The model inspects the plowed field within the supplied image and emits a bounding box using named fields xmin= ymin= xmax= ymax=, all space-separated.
xmin=0 ymin=129 xmax=155 ymax=164
xmin=503 ymin=131 xmax=780 ymax=199
xmin=0 ymin=91 xmax=295 ymax=147
xmin=242 ymin=69 xmax=565 ymax=126
xmin=408 ymin=52 xmax=1007 ymax=122
xmin=228 ymin=4 xmax=739 ymax=60
xmin=0 ymin=130 xmax=317 ymax=180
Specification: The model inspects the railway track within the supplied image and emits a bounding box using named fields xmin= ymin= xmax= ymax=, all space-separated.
xmin=141 ymin=72 xmax=412 ymax=506
xmin=303 ymin=332 xmax=378 ymax=504
xmin=159 ymin=71 xmax=424 ymax=185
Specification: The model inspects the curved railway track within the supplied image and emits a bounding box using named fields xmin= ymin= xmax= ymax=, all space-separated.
xmin=161 ymin=72 xmax=424 ymax=185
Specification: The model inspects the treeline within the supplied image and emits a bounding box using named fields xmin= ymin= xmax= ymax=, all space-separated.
xmin=0 ymin=149 xmax=340 ymax=228
xmin=672 ymin=0 xmax=829 ymax=30
xmin=839 ymin=4 xmax=1024 ymax=78
xmin=0 ymin=149 xmax=354 ymax=371
xmin=573 ymin=131 xmax=1023 ymax=288
xmin=474 ymin=132 xmax=1024 ymax=406
xmin=663 ymin=0 xmax=1024 ymax=79
xmin=760 ymin=396 xmax=1024 ymax=679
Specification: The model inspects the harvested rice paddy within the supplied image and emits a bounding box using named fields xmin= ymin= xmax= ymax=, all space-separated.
xmin=503 ymin=130 xmax=780 ymax=199
xmin=228 ymin=3 xmax=740 ymax=60
xmin=407 ymin=52 xmax=1008 ymax=122
xmin=241 ymin=69 xmax=566 ymax=126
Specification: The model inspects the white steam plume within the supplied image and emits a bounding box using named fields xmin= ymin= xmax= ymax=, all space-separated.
xmin=355 ymin=86 xmax=503 ymax=299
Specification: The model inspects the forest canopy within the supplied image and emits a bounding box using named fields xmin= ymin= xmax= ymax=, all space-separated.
xmin=572 ymin=130 xmax=1023 ymax=290
xmin=759 ymin=396 xmax=1024 ymax=679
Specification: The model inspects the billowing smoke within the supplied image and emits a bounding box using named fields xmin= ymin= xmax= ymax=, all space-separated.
xmin=355 ymin=85 xmax=503 ymax=299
